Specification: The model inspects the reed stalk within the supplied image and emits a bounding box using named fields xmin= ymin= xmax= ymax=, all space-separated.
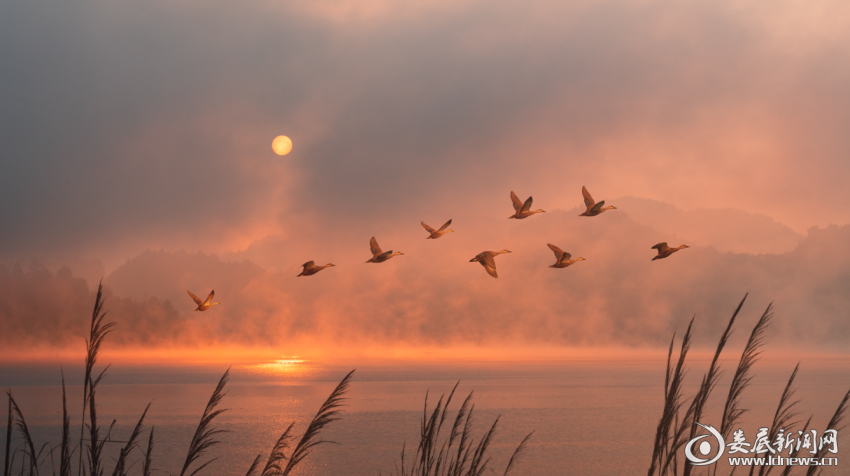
xmin=4 ymin=391 xmax=11 ymax=476
xmin=142 ymin=428 xmax=154 ymax=476
xmin=805 ymin=388 xmax=849 ymax=476
xmin=9 ymin=393 xmax=38 ymax=476
xmin=281 ymin=370 xmax=355 ymax=475
xmin=179 ymin=369 xmax=230 ymax=476
xmin=682 ymin=295 xmax=748 ymax=476
xmin=110 ymin=403 xmax=150 ymax=476
xmin=59 ymin=373 xmax=71 ymax=476
xmin=648 ymin=317 xmax=694 ymax=476
xmin=78 ymin=282 xmax=114 ymax=476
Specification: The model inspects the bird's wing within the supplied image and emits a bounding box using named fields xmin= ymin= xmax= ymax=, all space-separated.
xmin=204 ymin=290 xmax=215 ymax=306
xmin=302 ymin=261 xmax=316 ymax=269
xmin=188 ymin=291 xmax=202 ymax=306
xmin=421 ymin=222 xmax=436 ymax=233
xmin=590 ymin=200 xmax=605 ymax=213
xmin=482 ymin=253 xmax=498 ymax=278
xmin=652 ymin=242 xmax=670 ymax=252
xmin=370 ymin=237 xmax=383 ymax=257
xmin=520 ymin=196 xmax=534 ymax=213
xmin=547 ymin=243 xmax=565 ymax=262
xmin=437 ymin=219 xmax=452 ymax=232
xmin=510 ymin=191 xmax=523 ymax=211
xmin=562 ymin=252 xmax=572 ymax=262
xmin=582 ymin=186 xmax=596 ymax=209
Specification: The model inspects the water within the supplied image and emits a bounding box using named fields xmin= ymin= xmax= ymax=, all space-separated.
xmin=1 ymin=358 xmax=848 ymax=475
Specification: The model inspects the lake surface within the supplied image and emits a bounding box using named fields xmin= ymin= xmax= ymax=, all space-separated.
xmin=1 ymin=358 xmax=848 ymax=475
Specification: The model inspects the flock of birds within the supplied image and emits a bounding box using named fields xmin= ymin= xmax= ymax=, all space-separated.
xmin=187 ymin=186 xmax=689 ymax=311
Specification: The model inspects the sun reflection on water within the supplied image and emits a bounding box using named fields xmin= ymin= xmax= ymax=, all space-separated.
xmin=245 ymin=357 xmax=317 ymax=381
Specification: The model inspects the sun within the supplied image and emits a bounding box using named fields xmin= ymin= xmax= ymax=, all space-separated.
xmin=271 ymin=135 xmax=293 ymax=156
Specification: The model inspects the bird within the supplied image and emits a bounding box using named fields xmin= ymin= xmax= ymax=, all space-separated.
xmin=297 ymin=261 xmax=335 ymax=276
xmin=422 ymin=219 xmax=454 ymax=239
xmin=547 ymin=243 xmax=586 ymax=268
xmin=509 ymin=191 xmax=545 ymax=219
xmin=366 ymin=236 xmax=404 ymax=263
xmin=469 ymin=250 xmax=511 ymax=278
xmin=579 ymin=186 xmax=617 ymax=216
xmin=188 ymin=290 xmax=220 ymax=311
xmin=651 ymin=242 xmax=690 ymax=261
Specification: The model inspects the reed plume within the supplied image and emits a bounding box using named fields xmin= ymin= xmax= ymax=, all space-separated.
xmin=259 ymin=423 xmax=294 ymax=475
xmin=244 ymin=455 xmax=262 ymax=476
xmin=9 ymin=392 xmax=39 ymax=476
xmin=385 ymin=381 xmax=533 ymax=476
xmin=281 ymin=370 xmax=355 ymax=475
xmin=747 ymin=364 xmax=800 ymax=476
xmin=180 ymin=368 xmax=230 ymax=476
xmin=110 ymin=403 xmax=150 ymax=476
xmin=720 ymin=303 xmax=773 ymax=440
xmin=79 ymin=281 xmax=115 ymax=476
xmin=682 ymin=294 xmax=748 ymax=476
xmin=647 ymin=317 xmax=693 ymax=476
xmin=805 ymin=388 xmax=849 ymax=476
xmin=142 ymin=427 xmax=154 ymax=476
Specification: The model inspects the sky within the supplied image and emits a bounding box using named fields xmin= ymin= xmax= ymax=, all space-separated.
xmin=1 ymin=0 xmax=849 ymax=360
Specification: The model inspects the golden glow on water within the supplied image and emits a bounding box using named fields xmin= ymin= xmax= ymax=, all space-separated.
xmin=249 ymin=356 xmax=311 ymax=378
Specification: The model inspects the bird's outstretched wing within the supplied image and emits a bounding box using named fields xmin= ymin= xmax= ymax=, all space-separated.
xmin=652 ymin=242 xmax=670 ymax=252
xmin=438 ymin=219 xmax=452 ymax=232
xmin=582 ymin=186 xmax=596 ymax=209
xmin=481 ymin=253 xmax=498 ymax=278
xmin=370 ymin=237 xmax=383 ymax=257
xmin=547 ymin=243 xmax=565 ymax=262
xmin=510 ymin=191 xmax=523 ymax=211
xmin=204 ymin=290 xmax=215 ymax=306
xmin=302 ymin=261 xmax=316 ymax=269
xmin=520 ymin=196 xmax=534 ymax=213
xmin=188 ymin=291 xmax=202 ymax=306
xmin=421 ymin=222 xmax=436 ymax=233
xmin=590 ymin=200 xmax=605 ymax=213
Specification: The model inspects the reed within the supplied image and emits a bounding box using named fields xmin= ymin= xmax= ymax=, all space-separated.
xmin=87 ymin=369 xmax=116 ymax=476
xmin=60 ymin=372 xmax=72 ymax=476
xmin=258 ymin=423 xmax=294 ymax=475
xmin=142 ymin=428 xmax=154 ymax=476
xmin=383 ymin=382 xmax=533 ymax=476
xmin=682 ymin=295 xmax=748 ymax=476
xmin=805 ymin=388 xmax=849 ymax=476
xmin=8 ymin=392 xmax=40 ymax=476
xmin=180 ymin=368 xmax=230 ymax=476
xmin=110 ymin=403 xmax=150 ymax=476
xmin=281 ymin=369 xmax=355 ymax=475
xmin=4 ymin=391 xmax=11 ymax=476
xmin=748 ymin=364 xmax=800 ymax=476
xmin=719 ymin=303 xmax=773 ymax=441
xmin=647 ymin=317 xmax=693 ymax=476
xmin=78 ymin=282 xmax=115 ymax=476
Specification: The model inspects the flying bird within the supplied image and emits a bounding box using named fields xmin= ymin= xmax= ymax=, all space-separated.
xmin=651 ymin=242 xmax=690 ymax=261
xmin=188 ymin=290 xmax=220 ymax=311
xmin=579 ymin=186 xmax=617 ymax=216
xmin=422 ymin=219 xmax=454 ymax=239
xmin=469 ymin=250 xmax=511 ymax=278
xmin=366 ymin=236 xmax=404 ymax=263
xmin=509 ymin=191 xmax=545 ymax=219
xmin=547 ymin=243 xmax=586 ymax=268
xmin=297 ymin=261 xmax=335 ymax=276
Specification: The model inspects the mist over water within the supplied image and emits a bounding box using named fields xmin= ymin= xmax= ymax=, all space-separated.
xmin=2 ymin=359 xmax=848 ymax=475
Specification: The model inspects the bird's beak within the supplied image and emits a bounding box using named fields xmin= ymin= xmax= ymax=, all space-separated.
xmin=469 ymin=258 xmax=477 ymax=262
